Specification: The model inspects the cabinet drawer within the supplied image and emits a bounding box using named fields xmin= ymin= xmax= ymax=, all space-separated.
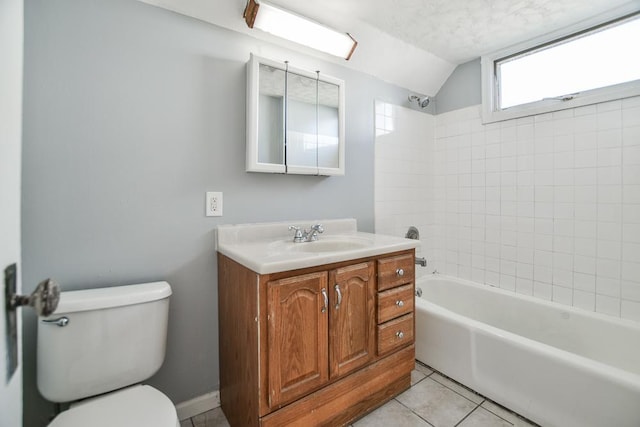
xmin=377 ymin=314 xmax=413 ymax=356
xmin=377 ymin=284 xmax=414 ymax=324
xmin=377 ymin=254 xmax=414 ymax=291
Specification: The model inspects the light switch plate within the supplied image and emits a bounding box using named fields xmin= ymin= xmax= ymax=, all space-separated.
xmin=206 ymin=192 xmax=223 ymax=217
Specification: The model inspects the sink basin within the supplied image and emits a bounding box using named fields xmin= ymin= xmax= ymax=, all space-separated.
xmin=218 ymin=219 xmax=421 ymax=274
xmin=287 ymin=236 xmax=372 ymax=253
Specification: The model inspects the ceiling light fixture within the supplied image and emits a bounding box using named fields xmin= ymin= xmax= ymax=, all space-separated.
xmin=243 ymin=0 xmax=358 ymax=60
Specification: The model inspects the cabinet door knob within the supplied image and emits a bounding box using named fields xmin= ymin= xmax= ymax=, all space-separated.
xmin=396 ymin=331 xmax=404 ymax=339
xmin=395 ymin=300 xmax=404 ymax=307
xmin=396 ymin=268 xmax=404 ymax=277
xmin=334 ymin=284 xmax=342 ymax=310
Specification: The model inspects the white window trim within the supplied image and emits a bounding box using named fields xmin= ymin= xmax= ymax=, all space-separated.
xmin=481 ymin=4 xmax=640 ymax=124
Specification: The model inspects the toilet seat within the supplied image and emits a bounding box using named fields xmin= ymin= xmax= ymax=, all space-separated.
xmin=49 ymin=384 xmax=179 ymax=427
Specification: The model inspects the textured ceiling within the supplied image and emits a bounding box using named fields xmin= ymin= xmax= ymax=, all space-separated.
xmin=138 ymin=0 xmax=639 ymax=95
xmin=269 ymin=0 xmax=639 ymax=63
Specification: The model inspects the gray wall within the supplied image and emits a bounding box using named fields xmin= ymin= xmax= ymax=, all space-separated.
xmin=21 ymin=0 xmax=418 ymax=425
xmin=434 ymin=58 xmax=481 ymax=114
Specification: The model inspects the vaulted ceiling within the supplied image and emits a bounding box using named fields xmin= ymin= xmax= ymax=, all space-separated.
xmin=139 ymin=0 xmax=639 ymax=95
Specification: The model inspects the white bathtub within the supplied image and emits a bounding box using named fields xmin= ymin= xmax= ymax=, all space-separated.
xmin=414 ymin=275 xmax=640 ymax=427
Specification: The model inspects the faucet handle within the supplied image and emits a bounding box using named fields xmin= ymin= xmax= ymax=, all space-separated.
xmin=310 ymin=224 xmax=324 ymax=233
xmin=288 ymin=225 xmax=304 ymax=243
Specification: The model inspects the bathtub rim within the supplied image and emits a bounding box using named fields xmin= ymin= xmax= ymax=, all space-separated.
xmin=415 ymin=274 xmax=640 ymax=391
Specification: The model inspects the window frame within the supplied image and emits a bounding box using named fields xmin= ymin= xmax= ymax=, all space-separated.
xmin=481 ymin=6 xmax=640 ymax=124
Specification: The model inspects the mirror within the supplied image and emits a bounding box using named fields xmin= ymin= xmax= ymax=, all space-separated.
xmin=246 ymin=54 xmax=345 ymax=175
xmin=258 ymin=64 xmax=285 ymax=167
xmin=286 ymin=71 xmax=318 ymax=171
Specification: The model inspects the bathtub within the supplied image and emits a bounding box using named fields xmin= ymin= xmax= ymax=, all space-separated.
xmin=414 ymin=275 xmax=640 ymax=427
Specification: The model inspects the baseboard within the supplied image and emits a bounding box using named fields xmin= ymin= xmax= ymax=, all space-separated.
xmin=175 ymin=390 xmax=221 ymax=420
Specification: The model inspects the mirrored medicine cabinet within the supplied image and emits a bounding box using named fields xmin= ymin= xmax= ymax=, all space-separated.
xmin=246 ymin=54 xmax=345 ymax=176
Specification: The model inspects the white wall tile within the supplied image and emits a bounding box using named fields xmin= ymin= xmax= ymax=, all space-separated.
xmin=596 ymin=294 xmax=620 ymax=317
xmin=552 ymin=286 xmax=573 ymax=305
xmin=596 ymin=276 xmax=620 ymax=297
xmin=597 ymin=110 xmax=622 ymax=130
xmin=622 ymin=126 xmax=640 ymax=147
xmin=534 ymin=281 xmax=552 ymax=300
xmin=623 ymin=223 xmax=640 ymax=242
xmin=515 ymin=277 xmax=534 ymax=295
xmin=574 ymin=169 xmax=597 ymax=186
xmin=621 ymin=300 xmax=640 ymax=322
xmin=597 ymin=221 xmax=622 ymax=242
xmin=573 ymin=272 xmax=596 ymax=293
xmin=485 ymin=270 xmax=500 ymax=286
xmin=623 ymin=242 xmax=640 ymax=263
xmin=373 ymin=100 xmax=640 ymax=319
xmin=574 ymin=237 xmax=597 ymax=257
xmin=553 ymin=268 xmax=573 ymax=287
xmin=623 ymin=106 xmax=640 ymax=128
xmin=534 ymin=265 xmax=553 ymax=284
xmin=621 ymin=280 xmax=640 ymax=302
xmin=574 ymin=255 xmax=596 ymax=275
xmin=499 ymin=274 xmax=516 ymax=291
xmin=623 ymin=204 xmax=640 ymax=223
xmin=573 ymin=290 xmax=595 ymax=311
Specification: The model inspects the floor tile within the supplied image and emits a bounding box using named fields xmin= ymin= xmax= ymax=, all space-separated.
xmin=430 ymin=372 xmax=484 ymax=404
xmin=353 ymin=399 xmax=431 ymax=427
xmin=458 ymin=407 xmax=513 ymax=427
xmin=186 ymin=363 xmax=538 ymax=427
xmin=192 ymin=407 xmax=230 ymax=427
xmin=414 ymin=361 xmax=434 ymax=376
xmin=480 ymin=401 xmax=539 ymax=427
xmin=396 ymin=377 xmax=478 ymax=427
xmin=411 ymin=369 xmax=427 ymax=385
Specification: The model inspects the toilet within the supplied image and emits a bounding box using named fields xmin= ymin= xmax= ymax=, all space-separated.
xmin=37 ymin=281 xmax=179 ymax=427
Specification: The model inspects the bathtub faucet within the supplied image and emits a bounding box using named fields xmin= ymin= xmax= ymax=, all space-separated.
xmin=415 ymin=257 xmax=427 ymax=267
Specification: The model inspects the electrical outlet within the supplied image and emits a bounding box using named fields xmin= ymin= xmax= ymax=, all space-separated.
xmin=206 ymin=192 xmax=223 ymax=217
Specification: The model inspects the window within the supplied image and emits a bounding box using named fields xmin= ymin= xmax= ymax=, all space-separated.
xmin=482 ymin=10 xmax=640 ymax=123
xmin=375 ymin=100 xmax=395 ymax=136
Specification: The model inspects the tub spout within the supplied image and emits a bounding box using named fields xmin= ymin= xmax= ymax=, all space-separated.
xmin=415 ymin=257 xmax=427 ymax=267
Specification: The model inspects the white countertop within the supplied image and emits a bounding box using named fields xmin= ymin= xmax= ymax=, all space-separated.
xmin=216 ymin=219 xmax=420 ymax=274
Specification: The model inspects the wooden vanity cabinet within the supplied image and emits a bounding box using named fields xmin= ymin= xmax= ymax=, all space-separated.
xmin=267 ymin=272 xmax=329 ymax=408
xmin=218 ymin=249 xmax=415 ymax=426
xmin=328 ymin=262 xmax=376 ymax=379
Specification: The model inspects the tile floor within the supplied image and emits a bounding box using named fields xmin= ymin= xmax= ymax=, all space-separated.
xmin=180 ymin=362 xmax=538 ymax=427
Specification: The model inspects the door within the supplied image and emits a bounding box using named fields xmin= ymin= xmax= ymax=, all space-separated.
xmin=329 ymin=262 xmax=375 ymax=378
xmin=267 ymin=272 xmax=329 ymax=407
xmin=0 ymin=0 xmax=24 ymax=424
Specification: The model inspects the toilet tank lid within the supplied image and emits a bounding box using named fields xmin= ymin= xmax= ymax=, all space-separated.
xmin=46 ymin=281 xmax=172 ymax=315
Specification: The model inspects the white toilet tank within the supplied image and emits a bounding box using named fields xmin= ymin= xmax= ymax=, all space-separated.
xmin=37 ymin=281 xmax=172 ymax=403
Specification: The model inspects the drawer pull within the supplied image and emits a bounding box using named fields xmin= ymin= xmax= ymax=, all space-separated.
xmin=334 ymin=284 xmax=342 ymax=310
xmin=395 ymin=300 xmax=404 ymax=307
xmin=396 ymin=331 xmax=404 ymax=339
xmin=396 ymin=268 xmax=404 ymax=277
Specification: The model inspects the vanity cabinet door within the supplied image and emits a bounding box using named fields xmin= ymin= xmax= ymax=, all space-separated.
xmin=329 ymin=262 xmax=376 ymax=379
xmin=267 ymin=272 xmax=329 ymax=408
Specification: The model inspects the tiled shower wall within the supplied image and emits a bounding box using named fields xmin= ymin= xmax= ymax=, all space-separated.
xmin=375 ymin=97 xmax=640 ymax=321
xmin=374 ymin=101 xmax=435 ymax=280
xmin=433 ymin=98 xmax=640 ymax=321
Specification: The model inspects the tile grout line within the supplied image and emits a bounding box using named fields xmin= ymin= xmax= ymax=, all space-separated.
xmin=453 ymin=403 xmax=483 ymax=427
xmin=420 ymin=364 xmax=533 ymax=426
xmin=392 ymin=397 xmax=436 ymax=427
xmin=428 ymin=371 xmax=485 ymax=405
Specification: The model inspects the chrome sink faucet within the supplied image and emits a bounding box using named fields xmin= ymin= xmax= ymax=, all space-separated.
xmin=289 ymin=224 xmax=324 ymax=243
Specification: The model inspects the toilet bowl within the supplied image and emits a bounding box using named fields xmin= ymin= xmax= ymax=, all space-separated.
xmin=37 ymin=281 xmax=179 ymax=426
